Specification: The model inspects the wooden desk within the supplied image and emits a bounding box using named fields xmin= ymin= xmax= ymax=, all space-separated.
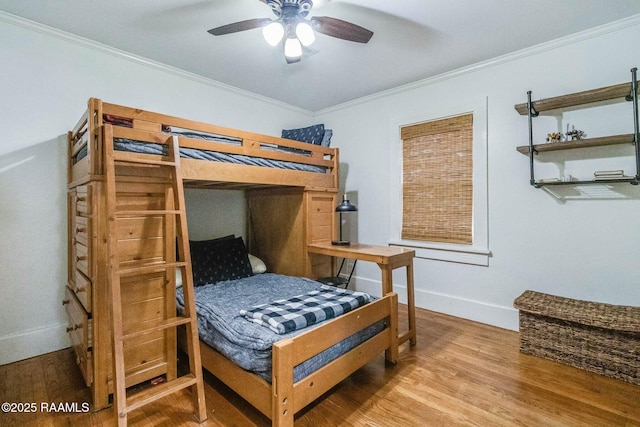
xmin=307 ymin=242 xmax=416 ymax=346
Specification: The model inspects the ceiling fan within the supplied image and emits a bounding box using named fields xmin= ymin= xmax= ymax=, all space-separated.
xmin=208 ymin=0 xmax=373 ymax=64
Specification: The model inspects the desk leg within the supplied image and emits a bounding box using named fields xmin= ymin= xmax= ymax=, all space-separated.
xmin=379 ymin=263 xmax=416 ymax=346
xmin=406 ymin=261 xmax=416 ymax=345
xmin=380 ymin=265 xmax=393 ymax=295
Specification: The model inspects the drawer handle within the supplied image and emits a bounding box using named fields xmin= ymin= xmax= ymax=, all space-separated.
xmin=77 ymin=196 xmax=87 ymax=202
xmin=75 ymin=286 xmax=87 ymax=293
xmin=76 ymin=227 xmax=86 ymax=233
xmin=76 ymin=255 xmax=88 ymax=261
xmin=62 ymin=299 xmax=70 ymax=306
xmin=66 ymin=324 xmax=82 ymax=333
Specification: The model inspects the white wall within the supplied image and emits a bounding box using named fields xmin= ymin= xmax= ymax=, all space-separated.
xmin=316 ymin=18 xmax=640 ymax=330
xmin=0 ymin=13 xmax=312 ymax=365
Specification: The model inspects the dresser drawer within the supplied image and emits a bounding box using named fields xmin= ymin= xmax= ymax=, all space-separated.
xmin=63 ymin=287 xmax=92 ymax=386
xmin=76 ymin=241 xmax=91 ymax=278
xmin=73 ymin=269 xmax=92 ymax=313
xmin=75 ymin=185 xmax=92 ymax=215
xmin=63 ymin=287 xmax=90 ymax=349
xmin=74 ymin=341 xmax=92 ymax=387
xmin=74 ymin=216 xmax=90 ymax=247
xmin=308 ymin=193 xmax=334 ymax=243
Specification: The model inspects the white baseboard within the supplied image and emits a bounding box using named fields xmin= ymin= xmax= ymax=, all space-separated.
xmin=353 ymin=276 xmax=519 ymax=332
xmin=0 ymin=323 xmax=70 ymax=365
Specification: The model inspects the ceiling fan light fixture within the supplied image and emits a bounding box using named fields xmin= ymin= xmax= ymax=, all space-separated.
xmin=295 ymin=21 xmax=315 ymax=47
xmin=262 ymin=21 xmax=285 ymax=46
xmin=208 ymin=0 xmax=374 ymax=64
xmin=284 ymin=36 xmax=302 ymax=59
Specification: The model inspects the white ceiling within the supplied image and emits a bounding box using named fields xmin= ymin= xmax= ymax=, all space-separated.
xmin=2 ymin=0 xmax=640 ymax=111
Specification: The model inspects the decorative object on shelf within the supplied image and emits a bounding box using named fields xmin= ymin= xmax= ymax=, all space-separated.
xmin=332 ymin=193 xmax=357 ymax=246
xmin=537 ymin=177 xmax=562 ymax=183
xmin=546 ymin=132 xmax=564 ymax=143
xmin=566 ymin=124 xmax=586 ymax=141
xmin=537 ymin=176 xmax=575 ymax=184
xmin=594 ymin=170 xmax=628 ymax=181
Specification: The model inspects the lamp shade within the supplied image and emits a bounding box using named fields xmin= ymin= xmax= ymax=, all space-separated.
xmin=295 ymin=22 xmax=316 ymax=47
xmin=335 ymin=193 xmax=357 ymax=212
xmin=284 ymin=37 xmax=303 ymax=59
xmin=262 ymin=21 xmax=285 ymax=46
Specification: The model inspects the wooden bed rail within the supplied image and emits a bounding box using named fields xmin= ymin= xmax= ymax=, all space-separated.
xmin=95 ymin=98 xmax=336 ymax=165
xmin=193 ymin=292 xmax=398 ymax=427
xmin=68 ymin=98 xmax=339 ymax=190
xmin=272 ymin=292 xmax=399 ymax=425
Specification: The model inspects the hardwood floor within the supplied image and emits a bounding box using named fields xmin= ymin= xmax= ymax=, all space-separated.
xmin=1 ymin=306 xmax=639 ymax=426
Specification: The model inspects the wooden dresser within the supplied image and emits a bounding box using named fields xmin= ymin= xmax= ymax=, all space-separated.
xmin=65 ymin=178 xmax=178 ymax=410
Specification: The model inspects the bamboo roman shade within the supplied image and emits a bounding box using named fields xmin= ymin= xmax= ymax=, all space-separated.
xmin=401 ymin=113 xmax=473 ymax=245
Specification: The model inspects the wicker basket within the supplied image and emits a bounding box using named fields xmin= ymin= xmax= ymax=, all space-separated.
xmin=513 ymin=290 xmax=640 ymax=386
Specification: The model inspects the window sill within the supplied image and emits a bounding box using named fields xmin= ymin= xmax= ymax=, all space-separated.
xmin=389 ymin=240 xmax=491 ymax=266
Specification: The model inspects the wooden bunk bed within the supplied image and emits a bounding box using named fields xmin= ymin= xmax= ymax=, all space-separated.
xmin=65 ymin=98 xmax=399 ymax=425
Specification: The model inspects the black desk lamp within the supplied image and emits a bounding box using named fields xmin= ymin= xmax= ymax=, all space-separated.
xmin=332 ymin=193 xmax=357 ymax=245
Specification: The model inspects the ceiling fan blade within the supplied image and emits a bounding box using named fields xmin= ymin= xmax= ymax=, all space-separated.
xmin=311 ymin=16 xmax=373 ymax=43
xmin=208 ymin=18 xmax=272 ymax=36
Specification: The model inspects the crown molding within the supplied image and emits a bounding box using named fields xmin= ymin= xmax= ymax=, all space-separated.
xmin=316 ymin=14 xmax=640 ymax=115
xmin=3 ymin=9 xmax=639 ymax=116
xmin=0 ymin=10 xmax=312 ymax=116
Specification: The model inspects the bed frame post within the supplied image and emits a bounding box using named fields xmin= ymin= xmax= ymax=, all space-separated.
xmin=67 ymin=131 xmax=73 ymax=183
xmin=386 ymin=292 xmax=399 ymax=364
xmin=88 ymin=98 xmax=103 ymax=176
xmin=332 ymin=149 xmax=340 ymax=190
xmin=272 ymin=338 xmax=295 ymax=427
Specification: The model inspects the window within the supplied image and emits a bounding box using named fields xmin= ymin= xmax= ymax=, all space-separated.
xmin=390 ymin=98 xmax=489 ymax=266
xmin=401 ymin=113 xmax=473 ymax=245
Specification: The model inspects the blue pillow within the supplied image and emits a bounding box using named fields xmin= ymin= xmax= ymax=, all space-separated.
xmin=320 ymin=129 xmax=332 ymax=147
xmin=189 ymin=236 xmax=253 ymax=285
xmin=282 ymin=124 xmax=325 ymax=146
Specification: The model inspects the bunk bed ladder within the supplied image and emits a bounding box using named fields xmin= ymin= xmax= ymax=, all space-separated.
xmin=103 ymin=128 xmax=207 ymax=426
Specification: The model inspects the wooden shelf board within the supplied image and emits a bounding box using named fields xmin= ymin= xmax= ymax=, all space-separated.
xmin=516 ymin=134 xmax=635 ymax=155
xmin=514 ymin=81 xmax=638 ymax=115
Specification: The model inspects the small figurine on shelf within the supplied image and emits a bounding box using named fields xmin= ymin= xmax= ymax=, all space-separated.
xmin=566 ymin=124 xmax=586 ymax=140
xmin=546 ymin=132 xmax=563 ymax=143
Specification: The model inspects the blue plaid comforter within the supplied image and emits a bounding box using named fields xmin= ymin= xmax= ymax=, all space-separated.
xmin=240 ymin=285 xmax=371 ymax=334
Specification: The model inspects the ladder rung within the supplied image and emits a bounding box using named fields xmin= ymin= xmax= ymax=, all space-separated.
xmin=117 ymin=261 xmax=187 ymax=276
xmin=125 ymin=374 xmax=198 ymax=414
xmin=121 ymin=316 xmax=193 ymax=341
xmin=115 ymin=209 xmax=182 ymax=217
xmin=113 ymin=151 xmax=176 ymax=167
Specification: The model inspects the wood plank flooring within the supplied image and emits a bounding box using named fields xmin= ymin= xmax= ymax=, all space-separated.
xmin=1 ymin=306 xmax=639 ymax=426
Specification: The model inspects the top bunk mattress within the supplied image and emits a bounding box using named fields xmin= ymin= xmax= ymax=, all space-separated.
xmin=113 ymin=137 xmax=327 ymax=173
xmin=72 ymin=128 xmax=327 ymax=174
xmin=176 ymin=273 xmax=384 ymax=383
